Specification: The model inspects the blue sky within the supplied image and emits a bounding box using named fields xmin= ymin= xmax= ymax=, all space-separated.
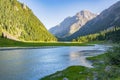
xmin=18 ymin=0 xmax=119 ymax=29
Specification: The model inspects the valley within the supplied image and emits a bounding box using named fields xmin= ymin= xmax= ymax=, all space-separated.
xmin=0 ymin=0 xmax=120 ymax=80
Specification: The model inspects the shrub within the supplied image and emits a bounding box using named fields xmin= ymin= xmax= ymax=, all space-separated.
xmin=105 ymin=44 xmax=120 ymax=66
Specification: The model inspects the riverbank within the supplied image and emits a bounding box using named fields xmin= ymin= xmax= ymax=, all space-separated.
xmin=41 ymin=54 xmax=104 ymax=80
xmin=41 ymin=45 xmax=120 ymax=80
xmin=0 ymin=37 xmax=105 ymax=47
xmin=0 ymin=46 xmax=58 ymax=51
xmin=41 ymin=66 xmax=93 ymax=80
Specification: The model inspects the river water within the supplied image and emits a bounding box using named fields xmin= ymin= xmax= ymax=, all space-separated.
xmin=0 ymin=45 xmax=109 ymax=80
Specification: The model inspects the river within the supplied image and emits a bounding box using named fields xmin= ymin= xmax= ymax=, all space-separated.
xmin=0 ymin=45 xmax=109 ymax=80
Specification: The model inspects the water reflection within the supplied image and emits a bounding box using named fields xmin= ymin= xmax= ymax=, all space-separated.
xmin=69 ymin=52 xmax=92 ymax=67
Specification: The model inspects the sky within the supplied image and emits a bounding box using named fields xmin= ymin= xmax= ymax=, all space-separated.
xmin=18 ymin=0 xmax=119 ymax=29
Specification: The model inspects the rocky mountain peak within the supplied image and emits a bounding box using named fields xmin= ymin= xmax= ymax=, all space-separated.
xmin=49 ymin=10 xmax=97 ymax=38
xmin=76 ymin=10 xmax=97 ymax=19
xmin=77 ymin=10 xmax=91 ymax=15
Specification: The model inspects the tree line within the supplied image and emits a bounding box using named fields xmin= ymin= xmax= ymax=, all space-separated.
xmin=73 ymin=27 xmax=120 ymax=43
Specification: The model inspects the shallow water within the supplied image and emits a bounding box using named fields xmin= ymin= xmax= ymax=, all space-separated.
xmin=0 ymin=45 xmax=108 ymax=80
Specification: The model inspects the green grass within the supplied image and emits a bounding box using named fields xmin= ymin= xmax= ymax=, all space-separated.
xmin=85 ymin=41 xmax=106 ymax=44
xmin=41 ymin=66 xmax=93 ymax=80
xmin=0 ymin=37 xmax=95 ymax=47
xmin=86 ymin=54 xmax=106 ymax=61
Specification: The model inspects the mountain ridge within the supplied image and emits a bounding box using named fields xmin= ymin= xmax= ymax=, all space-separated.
xmin=66 ymin=1 xmax=120 ymax=40
xmin=49 ymin=10 xmax=97 ymax=38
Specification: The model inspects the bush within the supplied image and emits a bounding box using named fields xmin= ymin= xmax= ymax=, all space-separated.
xmin=106 ymin=44 xmax=120 ymax=66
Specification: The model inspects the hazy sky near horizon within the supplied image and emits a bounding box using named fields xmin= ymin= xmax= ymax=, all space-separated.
xmin=18 ymin=0 xmax=119 ymax=29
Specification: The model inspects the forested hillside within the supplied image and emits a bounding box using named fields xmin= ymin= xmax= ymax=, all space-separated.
xmin=73 ymin=27 xmax=120 ymax=43
xmin=0 ymin=0 xmax=57 ymax=41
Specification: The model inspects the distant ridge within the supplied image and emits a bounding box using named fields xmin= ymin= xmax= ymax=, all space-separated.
xmin=49 ymin=10 xmax=97 ymax=38
xmin=67 ymin=1 xmax=120 ymax=40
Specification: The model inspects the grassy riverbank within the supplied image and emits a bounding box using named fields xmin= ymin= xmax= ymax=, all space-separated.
xmin=41 ymin=66 xmax=93 ymax=80
xmin=41 ymin=44 xmax=120 ymax=80
xmin=41 ymin=54 xmax=102 ymax=80
xmin=0 ymin=37 xmax=105 ymax=47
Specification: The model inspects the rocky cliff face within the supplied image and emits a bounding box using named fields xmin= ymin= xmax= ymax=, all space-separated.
xmin=67 ymin=1 xmax=120 ymax=40
xmin=49 ymin=10 xmax=97 ymax=38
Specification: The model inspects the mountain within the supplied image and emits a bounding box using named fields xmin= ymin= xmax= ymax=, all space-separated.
xmin=0 ymin=0 xmax=57 ymax=41
xmin=67 ymin=1 xmax=120 ymax=40
xmin=49 ymin=10 xmax=97 ymax=38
